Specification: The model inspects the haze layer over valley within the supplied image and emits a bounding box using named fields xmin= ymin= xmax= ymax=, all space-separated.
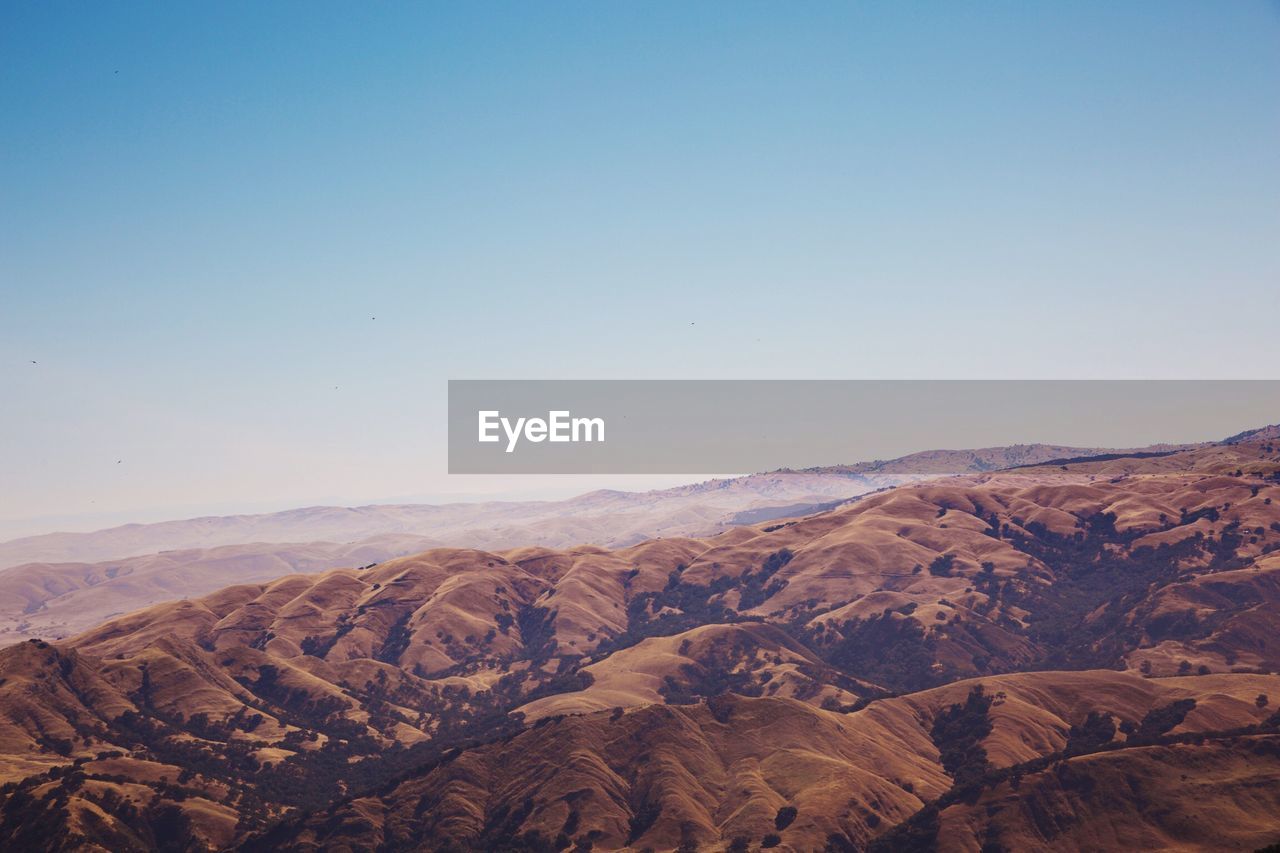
xmin=0 ymin=443 xmax=1191 ymax=642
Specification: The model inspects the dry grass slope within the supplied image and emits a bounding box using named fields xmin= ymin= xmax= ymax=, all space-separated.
xmin=0 ymin=431 xmax=1277 ymax=850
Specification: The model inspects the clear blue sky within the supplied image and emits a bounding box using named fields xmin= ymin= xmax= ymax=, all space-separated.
xmin=2 ymin=2 xmax=1278 ymax=532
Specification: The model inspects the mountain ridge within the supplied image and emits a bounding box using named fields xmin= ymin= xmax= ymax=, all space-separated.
xmin=0 ymin=441 xmax=1203 ymax=570
xmin=0 ymin=430 xmax=1278 ymax=849
xmin=0 ymin=441 xmax=1207 ymax=643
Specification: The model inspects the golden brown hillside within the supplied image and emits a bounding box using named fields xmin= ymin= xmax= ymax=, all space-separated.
xmin=0 ymin=433 xmax=1278 ymax=851
xmin=263 ymin=671 xmax=1280 ymax=852
xmin=0 ymin=441 xmax=1183 ymax=642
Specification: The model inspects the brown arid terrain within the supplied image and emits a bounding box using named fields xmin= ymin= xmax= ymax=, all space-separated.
xmin=0 ymin=443 xmax=1185 ymax=642
xmin=0 ymin=474 xmax=880 ymax=642
xmin=0 ymin=428 xmax=1278 ymax=851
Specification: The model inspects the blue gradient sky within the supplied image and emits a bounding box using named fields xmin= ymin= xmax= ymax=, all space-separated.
xmin=2 ymin=2 xmax=1279 ymax=533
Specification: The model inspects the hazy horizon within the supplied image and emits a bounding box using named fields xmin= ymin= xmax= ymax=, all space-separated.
xmin=5 ymin=407 xmax=1276 ymax=541
xmin=0 ymin=474 xmax=718 ymax=541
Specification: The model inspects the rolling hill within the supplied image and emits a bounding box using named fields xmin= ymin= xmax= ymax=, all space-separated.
xmin=0 ymin=430 xmax=1276 ymax=850
xmin=0 ymin=442 xmax=1189 ymax=643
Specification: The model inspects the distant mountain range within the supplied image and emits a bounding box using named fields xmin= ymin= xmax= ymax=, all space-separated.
xmin=0 ymin=442 xmax=1199 ymax=642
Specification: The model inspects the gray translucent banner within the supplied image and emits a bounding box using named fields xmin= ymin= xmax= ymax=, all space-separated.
xmin=447 ymin=380 xmax=1280 ymax=474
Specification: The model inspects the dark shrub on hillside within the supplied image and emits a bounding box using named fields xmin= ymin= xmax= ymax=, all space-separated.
xmin=930 ymin=686 xmax=993 ymax=787
xmin=928 ymin=554 xmax=957 ymax=577
xmin=1065 ymin=711 xmax=1116 ymax=755
xmin=1137 ymin=699 xmax=1197 ymax=739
